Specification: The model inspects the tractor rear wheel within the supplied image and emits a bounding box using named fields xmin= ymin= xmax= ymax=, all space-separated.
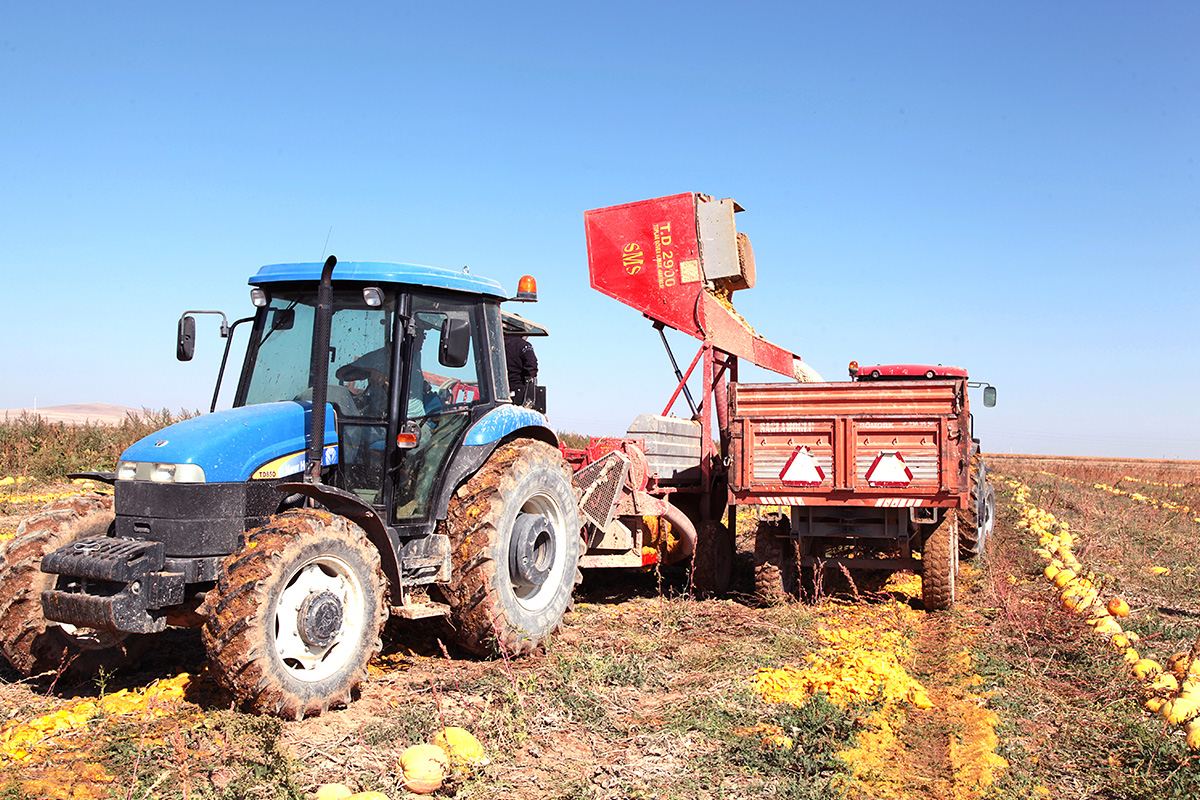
xmin=691 ymin=519 xmax=734 ymax=597
xmin=438 ymin=440 xmax=583 ymax=657
xmin=921 ymin=512 xmax=958 ymax=611
xmin=202 ymin=509 xmax=386 ymax=719
xmin=0 ymin=494 xmax=148 ymax=679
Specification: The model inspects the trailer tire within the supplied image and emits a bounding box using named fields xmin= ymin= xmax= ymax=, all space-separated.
xmin=753 ymin=513 xmax=798 ymax=605
xmin=0 ymin=494 xmax=149 ymax=679
xmin=958 ymin=455 xmax=994 ymax=559
xmin=691 ymin=520 xmax=734 ymax=597
xmin=202 ymin=509 xmax=386 ymax=720
xmin=438 ymin=440 xmax=582 ymax=657
xmin=921 ymin=512 xmax=958 ymax=611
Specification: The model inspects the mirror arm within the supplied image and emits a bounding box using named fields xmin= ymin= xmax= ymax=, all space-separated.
xmin=209 ymin=317 xmax=254 ymax=413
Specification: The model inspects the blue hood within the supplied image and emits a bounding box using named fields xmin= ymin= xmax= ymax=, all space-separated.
xmin=120 ymin=402 xmax=338 ymax=484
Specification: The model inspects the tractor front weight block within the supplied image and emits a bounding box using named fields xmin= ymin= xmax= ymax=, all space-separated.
xmin=40 ymin=536 xmax=185 ymax=634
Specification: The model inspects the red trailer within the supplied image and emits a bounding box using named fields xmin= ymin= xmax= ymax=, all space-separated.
xmin=578 ymin=193 xmax=996 ymax=609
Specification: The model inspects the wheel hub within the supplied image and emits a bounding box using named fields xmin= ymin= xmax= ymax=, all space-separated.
xmin=297 ymin=591 xmax=343 ymax=648
xmin=510 ymin=513 xmax=556 ymax=590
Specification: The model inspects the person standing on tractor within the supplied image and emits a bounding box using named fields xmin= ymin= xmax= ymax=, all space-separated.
xmin=505 ymin=334 xmax=538 ymax=406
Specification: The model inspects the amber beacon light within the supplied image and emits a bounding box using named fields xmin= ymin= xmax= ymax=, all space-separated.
xmin=515 ymin=275 xmax=538 ymax=302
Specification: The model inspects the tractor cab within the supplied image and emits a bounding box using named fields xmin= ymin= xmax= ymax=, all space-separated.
xmin=235 ymin=266 xmax=509 ymax=525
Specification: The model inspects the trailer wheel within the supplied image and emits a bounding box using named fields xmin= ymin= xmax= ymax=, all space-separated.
xmin=958 ymin=455 xmax=994 ymax=559
xmin=202 ymin=509 xmax=386 ymax=720
xmin=691 ymin=520 xmax=734 ymax=597
xmin=0 ymin=494 xmax=149 ymax=679
xmin=438 ymin=440 xmax=582 ymax=657
xmin=753 ymin=513 xmax=798 ymax=605
xmin=921 ymin=512 xmax=958 ymax=611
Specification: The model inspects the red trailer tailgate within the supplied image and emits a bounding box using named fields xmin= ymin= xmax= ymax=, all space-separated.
xmin=729 ymin=381 xmax=969 ymax=507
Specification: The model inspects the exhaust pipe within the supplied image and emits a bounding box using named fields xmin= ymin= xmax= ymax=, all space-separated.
xmin=307 ymin=255 xmax=337 ymax=484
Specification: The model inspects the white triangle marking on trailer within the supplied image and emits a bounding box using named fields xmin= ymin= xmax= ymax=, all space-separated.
xmin=779 ymin=446 xmax=825 ymax=486
xmin=865 ymin=451 xmax=913 ymax=488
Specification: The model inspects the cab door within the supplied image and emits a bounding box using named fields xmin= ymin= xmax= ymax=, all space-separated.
xmin=390 ymin=293 xmax=492 ymax=522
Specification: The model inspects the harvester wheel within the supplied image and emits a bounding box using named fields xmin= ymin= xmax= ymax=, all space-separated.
xmin=438 ymin=439 xmax=582 ymax=657
xmin=753 ymin=513 xmax=798 ymax=605
xmin=958 ymin=455 xmax=995 ymax=559
xmin=921 ymin=512 xmax=958 ymax=611
xmin=0 ymin=494 xmax=148 ymax=679
xmin=691 ymin=519 xmax=734 ymax=597
xmin=202 ymin=509 xmax=386 ymax=720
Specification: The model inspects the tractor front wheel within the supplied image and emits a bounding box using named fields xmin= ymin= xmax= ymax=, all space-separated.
xmin=0 ymin=494 xmax=148 ymax=679
xmin=202 ymin=509 xmax=386 ymax=719
xmin=438 ymin=440 xmax=583 ymax=657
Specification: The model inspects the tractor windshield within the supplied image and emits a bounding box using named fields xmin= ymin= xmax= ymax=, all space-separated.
xmin=240 ymin=288 xmax=394 ymax=418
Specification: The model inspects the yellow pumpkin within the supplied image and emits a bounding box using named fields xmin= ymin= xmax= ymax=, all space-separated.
xmin=1167 ymin=697 xmax=1199 ymax=725
xmin=315 ymin=785 xmax=354 ymax=800
xmin=433 ymin=726 xmax=489 ymax=769
xmin=1144 ymin=696 xmax=1166 ymax=713
xmin=1053 ymin=569 xmax=1077 ymax=588
xmin=1147 ymin=673 xmax=1179 ymax=694
xmin=1107 ymin=598 xmax=1130 ymax=618
xmin=399 ymin=744 xmax=449 ymax=795
xmin=345 ymin=793 xmax=390 ymax=800
xmin=1044 ymin=564 xmax=1060 ymax=582
xmin=1186 ymin=719 xmax=1200 ymax=751
xmin=1132 ymin=659 xmax=1162 ymax=681
xmin=1123 ymin=648 xmax=1141 ymax=665
xmin=1167 ymin=652 xmax=1192 ymax=678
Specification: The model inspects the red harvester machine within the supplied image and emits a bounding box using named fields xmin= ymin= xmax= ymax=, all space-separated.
xmin=572 ymin=192 xmax=996 ymax=609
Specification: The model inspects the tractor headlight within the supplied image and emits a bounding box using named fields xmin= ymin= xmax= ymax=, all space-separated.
xmin=116 ymin=461 xmax=206 ymax=483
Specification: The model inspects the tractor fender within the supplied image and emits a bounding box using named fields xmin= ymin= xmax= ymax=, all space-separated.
xmin=462 ymin=405 xmax=554 ymax=447
xmin=430 ymin=407 xmax=557 ymax=522
xmin=274 ymin=481 xmax=402 ymax=602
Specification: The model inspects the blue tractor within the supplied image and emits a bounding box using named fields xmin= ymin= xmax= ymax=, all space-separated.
xmin=0 ymin=257 xmax=582 ymax=718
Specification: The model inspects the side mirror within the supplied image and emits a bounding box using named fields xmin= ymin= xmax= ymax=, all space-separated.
xmin=439 ymin=316 xmax=471 ymax=368
xmin=269 ymin=308 xmax=295 ymax=331
xmin=983 ymin=386 xmax=997 ymax=408
xmin=177 ymin=315 xmax=196 ymax=361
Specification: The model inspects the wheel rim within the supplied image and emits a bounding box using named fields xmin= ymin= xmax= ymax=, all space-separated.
xmin=273 ymin=555 xmax=367 ymax=683
xmin=510 ymin=491 xmax=568 ymax=612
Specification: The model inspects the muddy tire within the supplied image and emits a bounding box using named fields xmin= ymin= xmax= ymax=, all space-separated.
xmin=958 ymin=454 xmax=994 ymax=559
xmin=202 ymin=509 xmax=386 ymax=719
xmin=438 ymin=440 xmax=583 ymax=657
xmin=0 ymin=494 xmax=149 ymax=679
xmin=691 ymin=519 xmax=734 ymax=597
xmin=921 ymin=512 xmax=958 ymax=611
xmin=753 ymin=513 xmax=798 ymax=605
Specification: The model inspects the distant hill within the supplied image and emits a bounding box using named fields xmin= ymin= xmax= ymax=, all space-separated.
xmin=0 ymin=403 xmax=143 ymax=425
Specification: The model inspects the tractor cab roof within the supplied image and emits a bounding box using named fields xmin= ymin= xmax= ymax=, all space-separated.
xmin=249 ymin=261 xmax=507 ymax=299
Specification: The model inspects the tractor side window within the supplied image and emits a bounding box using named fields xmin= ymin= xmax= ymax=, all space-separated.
xmin=406 ymin=302 xmax=486 ymax=416
xmin=392 ymin=295 xmax=486 ymax=522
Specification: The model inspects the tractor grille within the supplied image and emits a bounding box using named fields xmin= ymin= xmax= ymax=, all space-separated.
xmin=573 ymin=451 xmax=629 ymax=531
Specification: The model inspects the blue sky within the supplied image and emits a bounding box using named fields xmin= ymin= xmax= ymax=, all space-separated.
xmin=2 ymin=2 xmax=1197 ymax=458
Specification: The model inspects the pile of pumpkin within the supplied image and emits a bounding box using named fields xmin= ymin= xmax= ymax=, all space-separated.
xmin=1010 ymin=479 xmax=1200 ymax=751
xmin=313 ymin=726 xmax=489 ymax=799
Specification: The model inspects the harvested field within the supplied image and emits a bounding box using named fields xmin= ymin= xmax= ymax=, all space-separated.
xmin=1 ymin=455 xmax=1198 ymax=799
